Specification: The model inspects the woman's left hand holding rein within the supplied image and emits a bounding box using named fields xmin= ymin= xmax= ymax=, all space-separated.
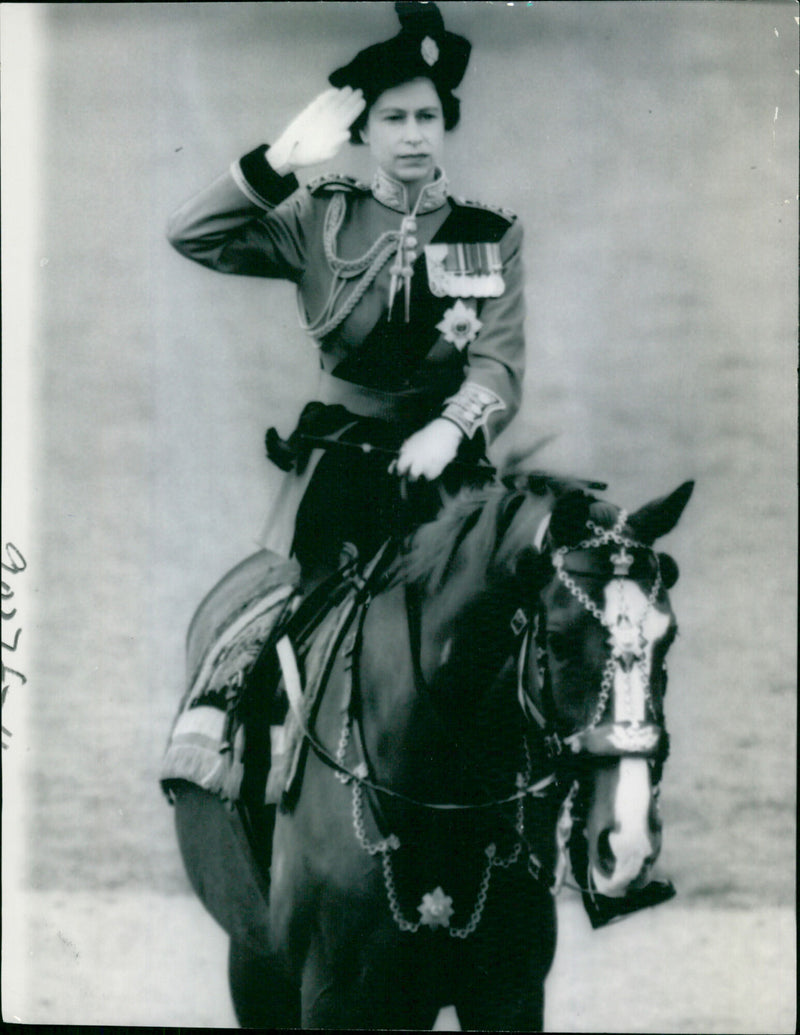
xmin=394 ymin=417 xmax=465 ymax=482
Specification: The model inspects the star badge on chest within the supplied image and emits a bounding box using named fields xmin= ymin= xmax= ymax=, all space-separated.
xmin=437 ymin=300 xmax=482 ymax=350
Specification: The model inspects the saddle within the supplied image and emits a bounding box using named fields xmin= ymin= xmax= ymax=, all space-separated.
xmin=161 ymin=549 xmax=301 ymax=802
xmin=161 ymin=542 xmax=390 ymax=808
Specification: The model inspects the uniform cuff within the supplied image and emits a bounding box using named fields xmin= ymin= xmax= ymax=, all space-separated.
xmin=231 ymin=144 xmax=299 ymax=209
xmin=442 ymin=382 xmax=506 ymax=440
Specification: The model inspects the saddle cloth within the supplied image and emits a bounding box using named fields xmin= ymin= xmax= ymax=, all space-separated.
xmin=161 ymin=549 xmax=301 ymax=802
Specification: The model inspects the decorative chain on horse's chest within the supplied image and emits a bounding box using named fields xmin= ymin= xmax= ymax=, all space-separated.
xmin=340 ymin=713 xmax=532 ymax=938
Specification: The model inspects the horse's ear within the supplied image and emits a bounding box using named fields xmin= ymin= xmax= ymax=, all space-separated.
xmin=549 ymin=490 xmax=593 ymax=548
xmin=628 ymin=481 xmax=694 ymax=545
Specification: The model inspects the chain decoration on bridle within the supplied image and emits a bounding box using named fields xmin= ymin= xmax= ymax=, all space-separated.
xmin=518 ymin=507 xmax=672 ymax=895
xmin=554 ymin=510 xmax=663 ymax=735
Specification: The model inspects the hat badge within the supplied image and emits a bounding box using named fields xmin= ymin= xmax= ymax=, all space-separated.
xmin=421 ymin=35 xmax=439 ymax=66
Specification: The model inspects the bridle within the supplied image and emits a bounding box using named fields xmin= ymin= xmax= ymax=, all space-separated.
xmin=283 ymin=565 xmax=555 ymax=813
xmin=514 ymin=508 xmax=675 ymax=901
xmin=523 ymin=508 xmax=671 ymax=773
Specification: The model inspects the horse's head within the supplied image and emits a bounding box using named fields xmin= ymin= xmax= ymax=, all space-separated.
xmin=398 ymin=472 xmax=691 ymax=904
xmin=529 ymin=480 xmax=693 ymax=900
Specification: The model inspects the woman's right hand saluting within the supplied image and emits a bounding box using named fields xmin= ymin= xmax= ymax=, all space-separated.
xmin=267 ymin=87 xmax=366 ymax=176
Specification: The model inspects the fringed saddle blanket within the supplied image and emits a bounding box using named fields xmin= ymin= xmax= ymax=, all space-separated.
xmin=161 ymin=549 xmax=301 ymax=802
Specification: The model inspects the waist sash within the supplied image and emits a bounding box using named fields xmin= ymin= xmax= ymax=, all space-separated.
xmin=318 ymin=371 xmax=434 ymax=426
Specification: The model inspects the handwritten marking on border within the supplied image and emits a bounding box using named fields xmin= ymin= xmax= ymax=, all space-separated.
xmin=1 ymin=542 xmax=28 ymax=749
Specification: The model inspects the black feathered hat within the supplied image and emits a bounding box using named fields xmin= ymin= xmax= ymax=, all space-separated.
xmin=329 ymin=2 xmax=471 ymax=142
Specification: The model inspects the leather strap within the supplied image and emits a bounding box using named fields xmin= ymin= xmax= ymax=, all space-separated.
xmin=276 ymin=636 xmax=304 ymax=730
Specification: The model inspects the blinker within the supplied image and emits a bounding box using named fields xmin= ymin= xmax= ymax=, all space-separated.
xmin=658 ymin=552 xmax=679 ymax=589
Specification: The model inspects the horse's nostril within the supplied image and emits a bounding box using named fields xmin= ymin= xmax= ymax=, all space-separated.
xmin=597 ymin=828 xmax=615 ymax=874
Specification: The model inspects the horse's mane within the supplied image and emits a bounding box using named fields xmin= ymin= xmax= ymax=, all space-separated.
xmin=399 ymin=473 xmax=618 ymax=609
xmin=402 ymin=484 xmax=517 ymax=590
xmin=399 ymin=480 xmax=552 ymax=604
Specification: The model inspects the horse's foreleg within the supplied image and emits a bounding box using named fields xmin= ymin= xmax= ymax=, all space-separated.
xmin=299 ymin=938 xmax=442 ymax=1030
xmin=228 ymin=939 xmax=301 ymax=1028
xmin=453 ymin=887 xmax=556 ymax=1033
xmin=455 ymin=981 xmax=545 ymax=1033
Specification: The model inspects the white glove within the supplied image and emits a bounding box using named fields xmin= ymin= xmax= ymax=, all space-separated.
xmin=394 ymin=418 xmax=465 ymax=482
xmin=266 ymin=88 xmax=366 ymax=175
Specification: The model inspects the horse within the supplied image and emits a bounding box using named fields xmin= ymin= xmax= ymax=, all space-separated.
xmin=169 ymin=473 xmax=693 ymax=1030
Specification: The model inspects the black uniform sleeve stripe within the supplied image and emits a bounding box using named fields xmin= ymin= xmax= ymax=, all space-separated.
xmin=238 ymin=144 xmax=300 ymax=207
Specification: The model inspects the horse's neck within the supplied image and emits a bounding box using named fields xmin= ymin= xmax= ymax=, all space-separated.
xmin=358 ymin=576 xmax=524 ymax=803
xmin=426 ymin=567 xmax=520 ymax=680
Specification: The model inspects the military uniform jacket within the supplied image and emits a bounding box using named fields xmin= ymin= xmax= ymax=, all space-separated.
xmin=167 ymin=145 xmax=526 ymax=443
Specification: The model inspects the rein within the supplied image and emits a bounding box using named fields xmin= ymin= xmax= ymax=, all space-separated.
xmin=330 ymin=581 xmax=561 ymax=937
xmin=281 ymin=556 xmax=556 ymax=813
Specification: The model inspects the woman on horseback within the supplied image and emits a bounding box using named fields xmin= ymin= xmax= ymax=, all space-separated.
xmin=167 ymin=1 xmax=527 ymax=582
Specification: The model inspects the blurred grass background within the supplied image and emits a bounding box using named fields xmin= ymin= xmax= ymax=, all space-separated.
xmin=9 ymin=0 xmax=796 ymax=924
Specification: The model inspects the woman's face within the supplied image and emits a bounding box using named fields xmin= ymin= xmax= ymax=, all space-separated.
xmin=361 ymin=77 xmax=445 ymax=187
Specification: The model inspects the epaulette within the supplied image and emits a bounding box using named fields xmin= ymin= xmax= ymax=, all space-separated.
xmin=451 ymin=196 xmax=517 ymax=225
xmin=308 ymin=173 xmax=370 ymax=196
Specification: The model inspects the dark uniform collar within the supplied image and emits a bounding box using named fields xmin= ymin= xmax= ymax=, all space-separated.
xmin=371 ymin=165 xmax=449 ymax=215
